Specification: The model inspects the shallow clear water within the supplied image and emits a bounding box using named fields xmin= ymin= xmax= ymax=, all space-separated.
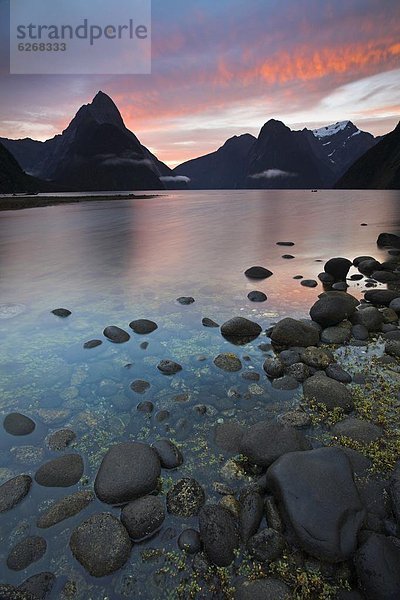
xmin=0 ymin=189 xmax=399 ymax=597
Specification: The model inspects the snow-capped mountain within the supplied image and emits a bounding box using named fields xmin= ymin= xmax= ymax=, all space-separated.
xmin=312 ymin=120 xmax=378 ymax=178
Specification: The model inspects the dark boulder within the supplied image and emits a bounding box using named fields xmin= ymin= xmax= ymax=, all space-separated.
xmin=240 ymin=421 xmax=311 ymax=467
xmin=35 ymin=454 xmax=84 ymax=487
xmin=247 ymin=291 xmax=267 ymax=302
xmin=239 ymin=490 xmax=264 ymax=543
xmin=246 ymin=527 xmax=286 ymax=562
xmin=157 ymin=359 xmax=182 ymax=375
xmin=129 ymin=319 xmax=158 ymax=334
xmin=177 ymin=296 xmax=195 ymax=305
xmin=310 ymin=293 xmax=358 ymax=327
xmin=263 ymin=356 xmax=284 ymax=378
xmin=355 ymin=533 xmax=400 ymax=599
xmin=303 ymin=374 xmax=354 ymax=412
xmin=214 ymin=353 xmax=242 ymax=372
xmin=18 ymin=572 xmax=55 ymax=600
xmin=377 ymin=232 xmax=400 ymax=248
xmin=178 ymin=529 xmax=201 ymax=554
xmin=199 ymin=504 xmax=239 ymax=567
xmin=351 ymin=307 xmax=383 ymax=331
xmin=235 ymin=578 xmax=291 ymax=600
xmin=103 ymin=325 xmax=130 ymax=343
xmin=7 ymin=536 xmax=47 ymax=571
xmin=94 ymin=442 xmax=161 ymax=504
xmin=266 ymin=447 xmax=365 ymax=562
xmin=84 ymin=339 xmax=102 ymax=349
xmin=121 ymin=495 xmax=165 ymax=540
xmin=221 ymin=317 xmax=262 ymax=344
xmin=51 ymin=308 xmax=71 ymax=318
xmin=202 ymin=317 xmax=219 ymax=328
xmin=0 ymin=475 xmax=32 ymax=513
xmin=214 ymin=422 xmax=246 ymax=453
xmin=37 ymin=490 xmax=95 ymax=528
xmin=244 ymin=266 xmax=273 ymax=279
xmin=364 ymin=289 xmax=400 ymax=306
xmin=70 ymin=513 xmax=131 ymax=577
xmin=270 ymin=318 xmax=319 ymax=348
xmin=166 ymin=478 xmax=205 ymax=517
xmin=3 ymin=412 xmax=35 ymax=436
xmin=332 ymin=417 xmax=383 ymax=444
xmin=46 ymin=428 xmax=76 ymax=451
xmin=324 ymin=257 xmax=352 ymax=281
xmin=326 ymin=363 xmax=352 ymax=384
xmin=152 ymin=439 xmax=183 ymax=469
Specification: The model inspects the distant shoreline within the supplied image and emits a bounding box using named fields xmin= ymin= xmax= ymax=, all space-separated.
xmin=0 ymin=193 xmax=161 ymax=212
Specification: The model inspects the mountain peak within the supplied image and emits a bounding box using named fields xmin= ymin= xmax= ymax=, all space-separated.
xmin=313 ymin=120 xmax=356 ymax=139
xmin=87 ymin=91 xmax=125 ymax=130
xmin=259 ymin=119 xmax=290 ymax=139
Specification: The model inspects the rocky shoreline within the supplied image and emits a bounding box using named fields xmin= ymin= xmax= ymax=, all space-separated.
xmin=0 ymin=194 xmax=159 ymax=212
xmin=1 ymin=233 xmax=400 ymax=599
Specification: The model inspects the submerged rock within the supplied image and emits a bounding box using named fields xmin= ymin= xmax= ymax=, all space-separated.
xmin=129 ymin=319 xmax=158 ymax=334
xmin=37 ymin=490 xmax=95 ymax=528
xmin=263 ymin=356 xmax=284 ymax=378
xmin=18 ymin=572 xmax=56 ymax=599
xmin=246 ymin=527 xmax=286 ymax=562
xmin=103 ymin=325 xmax=130 ymax=343
xmin=240 ymin=421 xmax=311 ymax=467
xmin=130 ymin=380 xmax=150 ymax=394
xmin=3 ymin=412 xmax=35 ymax=436
xmin=202 ymin=317 xmax=219 ymax=328
xmin=178 ymin=529 xmax=201 ymax=554
xmin=214 ymin=353 xmax=242 ymax=372
xmin=152 ymin=439 xmax=183 ymax=469
xmin=214 ymin=422 xmax=245 ymax=453
xmin=95 ymin=442 xmax=161 ymax=504
xmin=35 ymin=454 xmax=84 ymax=487
xmin=46 ymin=428 xmax=76 ymax=451
xmin=244 ymin=266 xmax=273 ymax=279
xmin=83 ymin=339 xmax=102 ymax=349
xmin=70 ymin=513 xmax=131 ymax=577
xmin=199 ymin=504 xmax=239 ymax=566
xmin=332 ymin=417 xmax=383 ymax=444
xmin=266 ymin=447 xmax=365 ymax=562
xmin=166 ymin=478 xmax=205 ymax=517
xmin=7 ymin=536 xmax=47 ymax=571
xmin=0 ymin=474 xmax=32 ymax=513
xmin=121 ymin=495 xmax=165 ymax=540
xmin=235 ymin=578 xmax=291 ymax=600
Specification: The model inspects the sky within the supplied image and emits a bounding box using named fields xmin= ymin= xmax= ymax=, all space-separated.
xmin=0 ymin=0 xmax=399 ymax=167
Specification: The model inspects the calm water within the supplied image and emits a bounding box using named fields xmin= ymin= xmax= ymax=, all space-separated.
xmin=0 ymin=189 xmax=399 ymax=598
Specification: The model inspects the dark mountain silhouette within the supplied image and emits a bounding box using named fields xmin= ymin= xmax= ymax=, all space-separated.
xmin=173 ymin=134 xmax=255 ymax=189
xmin=0 ymin=91 xmax=171 ymax=191
xmin=336 ymin=121 xmax=400 ymax=189
xmin=312 ymin=120 xmax=378 ymax=179
xmin=0 ymin=141 xmax=50 ymax=194
xmin=243 ymin=119 xmax=335 ymax=189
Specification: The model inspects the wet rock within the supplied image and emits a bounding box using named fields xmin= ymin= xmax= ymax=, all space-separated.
xmin=3 ymin=413 xmax=35 ymax=436
xmin=319 ymin=272 xmax=335 ymax=285
xmin=129 ymin=319 xmax=158 ymax=334
xmin=332 ymin=282 xmax=349 ymax=291
xmin=178 ymin=529 xmax=201 ymax=554
xmin=7 ymin=536 xmax=47 ymax=571
xmin=282 ymin=254 xmax=295 ymax=259
xmin=278 ymin=410 xmax=311 ymax=428
xmin=240 ymin=421 xmax=311 ymax=467
xmin=389 ymin=298 xmax=400 ymax=313
xmin=95 ymin=443 xmax=160 ymax=505
xmin=239 ymin=490 xmax=264 ymax=543
xmin=177 ymin=296 xmax=195 ymax=305
xmin=235 ymin=578 xmax=291 ymax=600
xmin=247 ymin=527 xmax=286 ymax=562
xmin=326 ymin=363 xmax=352 ymax=384
xmin=364 ymin=289 xmax=400 ymax=306
xmin=264 ymin=495 xmax=284 ymax=532
xmin=244 ymin=266 xmax=273 ymax=279
xmin=0 ymin=474 xmax=32 ymax=513
xmin=214 ymin=422 xmax=246 ymax=453
xmin=247 ymin=291 xmax=267 ymax=302
xmin=389 ymin=461 xmax=400 ymax=527
xmin=35 ymin=454 xmax=84 ymax=487
xmin=352 ymin=306 xmax=384 ymax=331
xmin=355 ymin=533 xmax=400 ymax=600
xmin=350 ymin=273 xmax=364 ymax=281
xmin=220 ymin=317 xmax=262 ymax=344
xmin=301 ymin=279 xmax=318 ymax=288
xmin=358 ymin=259 xmax=381 ymax=276
xmin=202 ymin=317 xmax=219 ymax=328
xmin=46 ymin=429 xmax=76 ymax=451
xmin=332 ymin=417 xmax=383 ymax=444
xmin=321 ymin=323 xmax=352 ymax=344
xmin=130 ymin=380 xmax=150 ymax=394
xmin=385 ymin=340 xmax=400 ymax=359
xmin=286 ymin=362 xmax=310 ymax=382
xmin=270 ymin=318 xmax=319 ymax=348
xmin=352 ymin=324 xmax=369 ymax=340
xmin=293 ymin=275 xmax=303 ymax=279
xmin=52 ymin=308 xmax=71 ymax=318
xmin=37 ymin=490 xmax=95 ymax=528
xmin=214 ymin=353 xmax=242 ymax=372
xmin=310 ymin=293 xmax=358 ymax=327
xmin=272 ymin=375 xmax=299 ymax=390
xmin=384 ymin=330 xmax=400 ymax=341
xmin=324 ymin=257 xmax=352 ymax=281
xmin=377 ymin=232 xmax=400 ymax=248
xmin=353 ymin=255 xmax=376 ymax=267
xmin=266 ymin=447 xmax=365 ymax=562
xmin=121 ymin=495 xmax=165 ymax=540
xmin=303 ymin=373 xmax=354 ymax=412
xmin=152 ymin=439 xmax=183 ymax=469
xmin=19 ymin=572 xmax=55 ymax=599
xmin=301 ymin=347 xmax=333 ymax=369
xmin=137 ymin=401 xmax=154 ymax=413
xmin=155 ymin=410 xmax=170 ymax=422
xmin=372 ymin=270 xmax=400 ymax=283
xmin=199 ymin=504 xmax=239 ymax=567
xmin=166 ymin=478 xmax=205 ymax=517
xmin=276 ymin=241 xmax=294 ymax=246
xmin=220 ymin=494 xmax=241 ymax=517
xmin=83 ymin=339 xmax=102 ymax=349
xmin=382 ymin=307 xmax=399 ymax=323
xmin=103 ymin=326 xmax=130 ymax=343
xmin=70 ymin=513 xmax=131 ymax=577
xmin=263 ymin=356 xmax=284 ymax=378
xmin=279 ymin=349 xmax=302 ymax=366
xmin=157 ymin=360 xmax=182 ymax=375
xmin=242 ymin=370 xmax=260 ymax=381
